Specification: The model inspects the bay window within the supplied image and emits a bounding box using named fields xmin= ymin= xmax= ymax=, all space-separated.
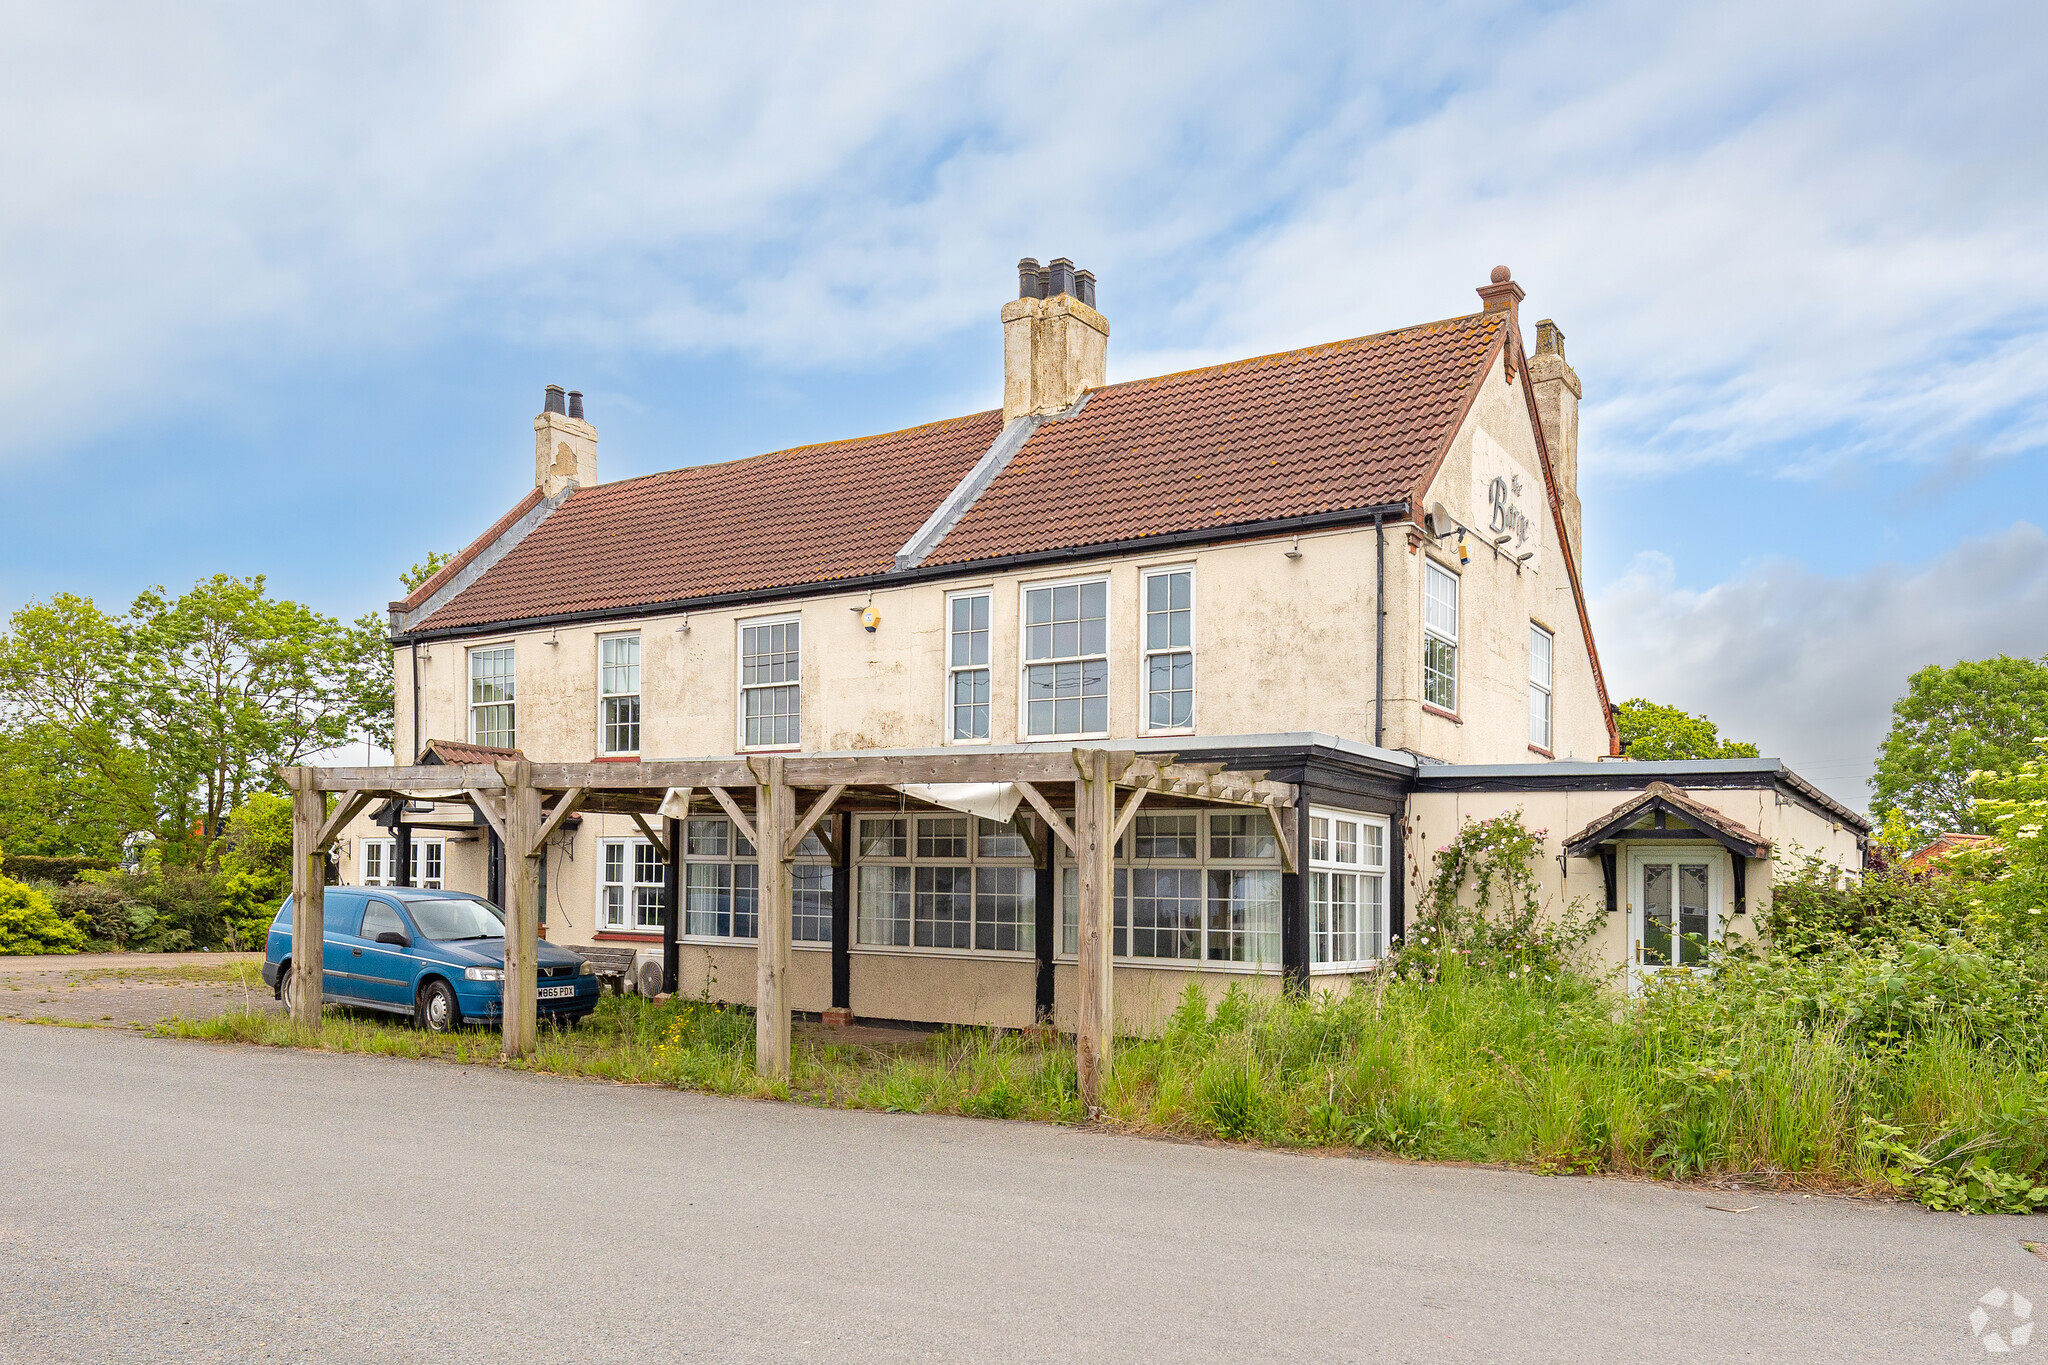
xmin=1060 ymin=809 xmax=1283 ymax=967
xmin=856 ymin=814 xmax=1035 ymax=953
xmin=1309 ymin=809 xmax=1389 ymax=969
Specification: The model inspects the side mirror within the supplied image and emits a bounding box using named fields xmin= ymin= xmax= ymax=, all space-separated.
xmin=375 ymin=931 xmax=411 ymax=948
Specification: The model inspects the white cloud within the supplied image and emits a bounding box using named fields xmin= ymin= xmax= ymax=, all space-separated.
xmin=1592 ymin=523 xmax=2048 ymax=812
xmin=1 ymin=0 xmax=2041 ymax=486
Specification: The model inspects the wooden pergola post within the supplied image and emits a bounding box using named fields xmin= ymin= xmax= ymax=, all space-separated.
xmin=498 ymin=759 xmax=542 ymax=1058
xmin=284 ymin=767 xmax=326 ymax=1029
xmin=754 ymin=756 xmax=794 ymax=1082
xmin=1073 ymin=748 xmax=1116 ymax=1112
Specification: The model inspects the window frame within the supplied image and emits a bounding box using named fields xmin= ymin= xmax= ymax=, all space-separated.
xmin=1422 ymin=559 xmax=1459 ymax=715
xmin=1138 ymin=564 xmax=1196 ymax=736
xmin=945 ymin=587 xmax=994 ymax=745
xmin=467 ymin=643 xmax=517 ymax=749
xmin=1018 ymin=573 xmax=1112 ymax=741
xmin=598 ymin=631 xmax=642 ymax=757
xmin=853 ymin=813 xmax=1037 ymax=959
xmin=1528 ymin=622 xmax=1554 ymax=753
xmin=595 ymin=835 xmax=670 ymax=935
xmin=1307 ymin=807 xmax=1391 ymax=973
xmin=1057 ymin=807 xmax=1285 ymax=972
xmin=359 ymin=837 xmax=443 ymax=890
xmin=736 ymin=613 xmax=802 ymax=752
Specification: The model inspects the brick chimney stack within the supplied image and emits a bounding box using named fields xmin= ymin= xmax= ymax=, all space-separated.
xmin=1002 ymin=256 xmax=1108 ymax=422
xmin=1528 ymin=319 xmax=1584 ymax=568
xmin=535 ymin=385 xmax=597 ymax=497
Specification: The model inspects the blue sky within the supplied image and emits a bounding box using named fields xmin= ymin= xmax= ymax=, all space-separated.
xmin=3 ymin=1 xmax=2043 ymax=809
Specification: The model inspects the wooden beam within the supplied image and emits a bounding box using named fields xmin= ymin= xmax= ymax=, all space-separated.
xmin=311 ymin=763 xmax=507 ymax=792
xmin=496 ymin=759 xmax=541 ymax=1059
xmin=470 ymin=791 xmax=509 ymax=847
xmin=1073 ymin=749 xmax=1115 ymax=1115
xmin=312 ymin=789 xmax=376 ymax=855
xmin=755 ymin=757 xmax=794 ymax=1083
xmin=283 ymin=768 xmax=326 ymax=1028
xmin=1012 ymin=812 xmax=1045 ymax=867
xmin=1110 ymin=786 xmax=1149 ymax=845
xmin=527 ymin=787 xmax=586 ymax=857
xmin=1015 ymin=781 xmax=1076 ymax=853
xmin=630 ymin=811 xmax=669 ymax=857
xmin=710 ymin=787 xmax=759 ymax=849
xmin=784 ymin=784 xmax=845 ymax=861
xmin=1274 ymin=803 xmax=1299 ymax=876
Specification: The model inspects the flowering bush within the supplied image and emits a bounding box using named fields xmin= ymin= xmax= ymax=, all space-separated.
xmin=1960 ymin=739 xmax=2048 ymax=952
xmin=1394 ymin=812 xmax=1598 ymax=983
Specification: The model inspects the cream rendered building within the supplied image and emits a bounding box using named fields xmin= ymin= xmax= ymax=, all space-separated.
xmin=337 ymin=260 xmax=1865 ymax=1032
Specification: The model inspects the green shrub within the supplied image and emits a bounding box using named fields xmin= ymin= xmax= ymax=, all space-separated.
xmin=0 ymin=854 xmax=116 ymax=885
xmin=1761 ymin=855 xmax=1976 ymax=956
xmin=0 ymin=851 xmax=88 ymax=954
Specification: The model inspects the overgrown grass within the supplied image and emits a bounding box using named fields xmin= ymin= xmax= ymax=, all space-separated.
xmin=153 ymin=965 xmax=2048 ymax=1208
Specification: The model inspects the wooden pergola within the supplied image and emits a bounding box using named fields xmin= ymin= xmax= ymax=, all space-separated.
xmin=282 ymin=749 xmax=1296 ymax=1108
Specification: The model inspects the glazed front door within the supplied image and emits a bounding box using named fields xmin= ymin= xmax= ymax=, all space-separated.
xmin=1627 ymin=850 xmax=1722 ymax=987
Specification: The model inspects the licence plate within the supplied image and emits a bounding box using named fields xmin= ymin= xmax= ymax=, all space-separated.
xmin=538 ymin=985 xmax=574 ymax=1000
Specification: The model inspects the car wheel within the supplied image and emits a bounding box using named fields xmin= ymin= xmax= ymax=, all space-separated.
xmin=417 ymin=979 xmax=461 ymax=1034
xmin=274 ymin=961 xmax=291 ymax=1003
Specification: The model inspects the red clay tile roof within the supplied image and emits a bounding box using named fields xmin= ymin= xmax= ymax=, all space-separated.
xmin=419 ymin=739 xmax=524 ymax=765
xmin=418 ymin=412 xmax=1004 ymax=631
xmin=412 ymin=311 xmax=1506 ymax=634
xmin=925 ymin=312 xmax=1504 ymax=565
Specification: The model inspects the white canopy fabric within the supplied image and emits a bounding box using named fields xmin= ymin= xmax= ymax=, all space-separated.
xmin=657 ymin=787 xmax=695 ymax=821
xmin=891 ymin=782 xmax=1025 ymax=824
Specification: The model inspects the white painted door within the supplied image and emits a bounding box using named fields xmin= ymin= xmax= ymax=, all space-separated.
xmin=1626 ymin=847 xmax=1725 ymax=990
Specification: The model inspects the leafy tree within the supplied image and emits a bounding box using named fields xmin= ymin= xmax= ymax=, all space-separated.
xmin=1962 ymin=739 xmax=2048 ymax=950
xmin=0 ymin=576 xmax=392 ymax=856
xmin=1612 ymin=699 xmax=1760 ymax=761
xmin=0 ymin=594 xmax=156 ymax=843
xmin=400 ymin=552 xmax=453 ymax=594
xmin=0 ymin=722 xmax=143 ymax=859
xmin=122 ymin=574 xmax=387 ymax=842
xmin=217 ymin=791 xmax=294 ymax=944
xmin=1871 ymin=655 xmax=2048 ymax=841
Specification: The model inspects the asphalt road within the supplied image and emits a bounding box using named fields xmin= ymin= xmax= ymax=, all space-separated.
xmin=2 ymin=1024 xmax=2041 ymax=1363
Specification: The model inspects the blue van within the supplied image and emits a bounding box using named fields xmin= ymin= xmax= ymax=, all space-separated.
xmin=261 ymin=888 xmax=601 ymax=1032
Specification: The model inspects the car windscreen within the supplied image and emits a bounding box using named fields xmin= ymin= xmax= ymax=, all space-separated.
xmin=406 ymin=897 xmax=506 ymax=942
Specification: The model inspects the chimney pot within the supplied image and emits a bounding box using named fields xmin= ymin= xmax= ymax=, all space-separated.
xmin=1534 ymin=319 xmax=1565 ymax=359
xmin=544 ymin=384 xmax=566 ymax=415
xmin=567 ymin=390 xmax=584 ymax=421
xmin=1002 ymin=255 xmax=1108 ymax=421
